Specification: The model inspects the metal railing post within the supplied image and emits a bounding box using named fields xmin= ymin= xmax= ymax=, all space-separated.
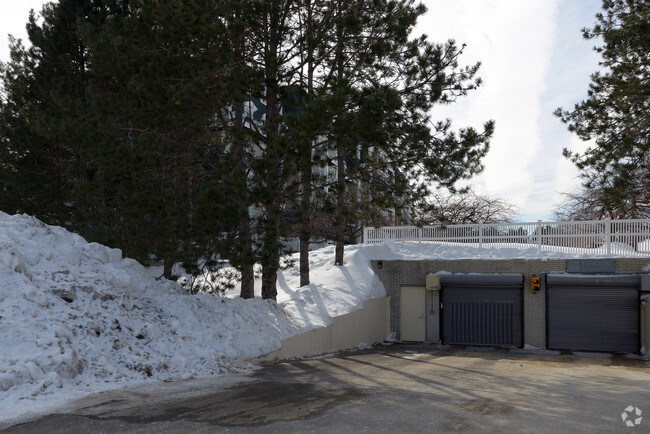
xmin=537 ymin=220 xmax=542 ymax=250
xmin=605 ymin=219 xmax=611 ymax=255
xmin=479 ymin=221 xmax=484 ymax=248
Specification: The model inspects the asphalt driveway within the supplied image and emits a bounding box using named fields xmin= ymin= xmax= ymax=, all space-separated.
xmin=4 ymin=345 xmax=650 ymax=433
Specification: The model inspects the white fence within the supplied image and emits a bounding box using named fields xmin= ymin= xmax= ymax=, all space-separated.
xmin=363 ymin=219 xmax=650 ymax=256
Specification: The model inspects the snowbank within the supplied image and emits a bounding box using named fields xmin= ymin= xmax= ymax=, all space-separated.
xmin=0 ymin=213 xmax=386 ymax=425
xmin=259 ymin=246 xmax=385 ymax=324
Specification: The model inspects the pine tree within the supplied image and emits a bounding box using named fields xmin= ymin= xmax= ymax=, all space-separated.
xmin=80 ymin=0 xmax=252 ymax=276
xmin=294 ymin=0 xmax=327 ymax=287
xmin=0 ymin=0 xmax=118 ymax=226
xmin=312 ymin=0 xmax=494 ymax=265
xmin=555 ymin=0 xmax=650 ymax=217
xmin=238 ymin=0 xmax=304 ymax=299
xmin=1 ymin=0 xmax=244 ymax=278
xmin=217 ymin=1 xmax=261 ymax=299
xmin=166 ymin=0 xmax=263 ymax=297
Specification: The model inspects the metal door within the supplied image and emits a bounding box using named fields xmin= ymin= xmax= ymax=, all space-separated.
xmin=400 ymin=286 xmax=426 ymax=341
xmin=441 ymin=274 xmax=523 ymax=347
xmin=547 ymin=274 xmax=639 ymax=353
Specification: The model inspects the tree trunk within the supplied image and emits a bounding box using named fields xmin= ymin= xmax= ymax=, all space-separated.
xmin=261 ymin=265 xmax=278 ymax=300
xmin=335 ymin=143 xmax=346 ymax=266
xmin=299 ymin=166 xmax=311 ymax=286
xmin=261 ymin=205 xmax=280 ymax=300
xmin=259 ymin=2 xmax=282 ymax=299
xmin=163 ymin=258 xmax=174 ymax=280
xmin=239 ymin=207 xmax=255 ymax=298
xmin=240 ymin=264 xmax=255 ymax=298
xmin=233 ymin=96 xmax=255 ymax=299
xmin=334 ymin=0 xmax=346 ymax=267
xmin=299 ymin=0 xmax=315 ymax=287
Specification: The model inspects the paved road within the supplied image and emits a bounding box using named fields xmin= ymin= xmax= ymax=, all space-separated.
xmin=4 ymin=345 xmax=650 ymax=433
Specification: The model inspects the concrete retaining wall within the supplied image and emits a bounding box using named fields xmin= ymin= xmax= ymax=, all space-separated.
xmin=260 ymin=296 xmax=390 ymax=361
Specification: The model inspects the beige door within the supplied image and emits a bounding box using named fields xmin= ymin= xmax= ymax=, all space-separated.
xmin=400 ymin=286 xmax=426 ymax=341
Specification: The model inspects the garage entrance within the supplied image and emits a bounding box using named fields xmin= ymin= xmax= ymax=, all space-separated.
xmin=441 ymin=274 xmax=523 ymax=347
xmin=547 ymin=274 xmax=639 ymax=353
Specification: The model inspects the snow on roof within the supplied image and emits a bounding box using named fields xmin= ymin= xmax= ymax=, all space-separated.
xmin=359 ymin=240 xmax=645 ymax=261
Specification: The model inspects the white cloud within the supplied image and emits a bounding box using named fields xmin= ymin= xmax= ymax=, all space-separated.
xmin=417 ymin=0 xmax=603 ymax=221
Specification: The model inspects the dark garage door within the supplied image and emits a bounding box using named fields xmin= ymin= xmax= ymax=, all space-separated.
xmin=547 ymin=274 xmax=639 ymax=353
xmin=441 ymin=274 xmax=523 ymax=347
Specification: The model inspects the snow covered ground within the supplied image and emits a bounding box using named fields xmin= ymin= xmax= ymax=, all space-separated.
xmin=1 ymin=212 xmax=644 ymax=426
xmin=0 ymin=212 xmax=384 ymax=426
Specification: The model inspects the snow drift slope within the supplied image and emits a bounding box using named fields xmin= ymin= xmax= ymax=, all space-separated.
xmin=0 ymin=213 xmax=304 ymax=422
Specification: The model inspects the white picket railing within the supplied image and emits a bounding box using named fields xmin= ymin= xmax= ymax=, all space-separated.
xmin=363 ymin=219 xmax=650 ymax=256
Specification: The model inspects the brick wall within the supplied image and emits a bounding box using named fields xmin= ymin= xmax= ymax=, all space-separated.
xmin=372 ymin=258 xmax=650 ymax=349
xmin=615 ymin=258 xmax=650 ymax=273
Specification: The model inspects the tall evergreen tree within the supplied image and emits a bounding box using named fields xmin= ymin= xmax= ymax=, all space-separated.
xmin=294 ymin=0 xmax=329 ymax=287
xmin=312 ymin=0 xmax=493 ymax=265
xmin=213 ymin=0 xmax=262 ymax=298
xmin=0 ymin=0 xmax=121 ymax=226
xmin=239 ymin=0 xmax=304 ymax=299
xmin=555 ymin=0 xmax=650 ymax=217
xmin=80 ymin=0 xmax=251 ymax=276
xmin=1 ymin=0 xmax=244 ymax=278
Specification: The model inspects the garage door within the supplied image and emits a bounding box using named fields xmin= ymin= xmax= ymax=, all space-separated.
xmin=547 ymin=274 xmax=639 ymax=353
xmin=441 ymin=274 xmax=523 ymax=347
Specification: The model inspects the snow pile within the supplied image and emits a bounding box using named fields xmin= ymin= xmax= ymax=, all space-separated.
xmin=273 ymin=247 xmax=386 ymax=323
xmin=0 ymin=212 xmax=385 ymax=425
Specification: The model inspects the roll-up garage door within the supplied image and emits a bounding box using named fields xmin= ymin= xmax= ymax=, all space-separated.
xmin=441 ymin=274 xmax=523 ymax=347
xmin=547 ymin=274 xmax=639 ymax=353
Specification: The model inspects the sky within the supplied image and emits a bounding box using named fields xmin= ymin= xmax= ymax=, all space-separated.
xmin=416 ymin=0 xmax=603 ymax=221
xmin=0 ymin=0 xmax=604 ymax=222
xmin=0 ymin=0 xmax=47 ymax=61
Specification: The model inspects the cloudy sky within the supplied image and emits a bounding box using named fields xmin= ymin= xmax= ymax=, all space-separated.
xmin=1 ymin=1 xmax=603 ymax=221
xmin=416 ymin=0 xmax=602 ymax=221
